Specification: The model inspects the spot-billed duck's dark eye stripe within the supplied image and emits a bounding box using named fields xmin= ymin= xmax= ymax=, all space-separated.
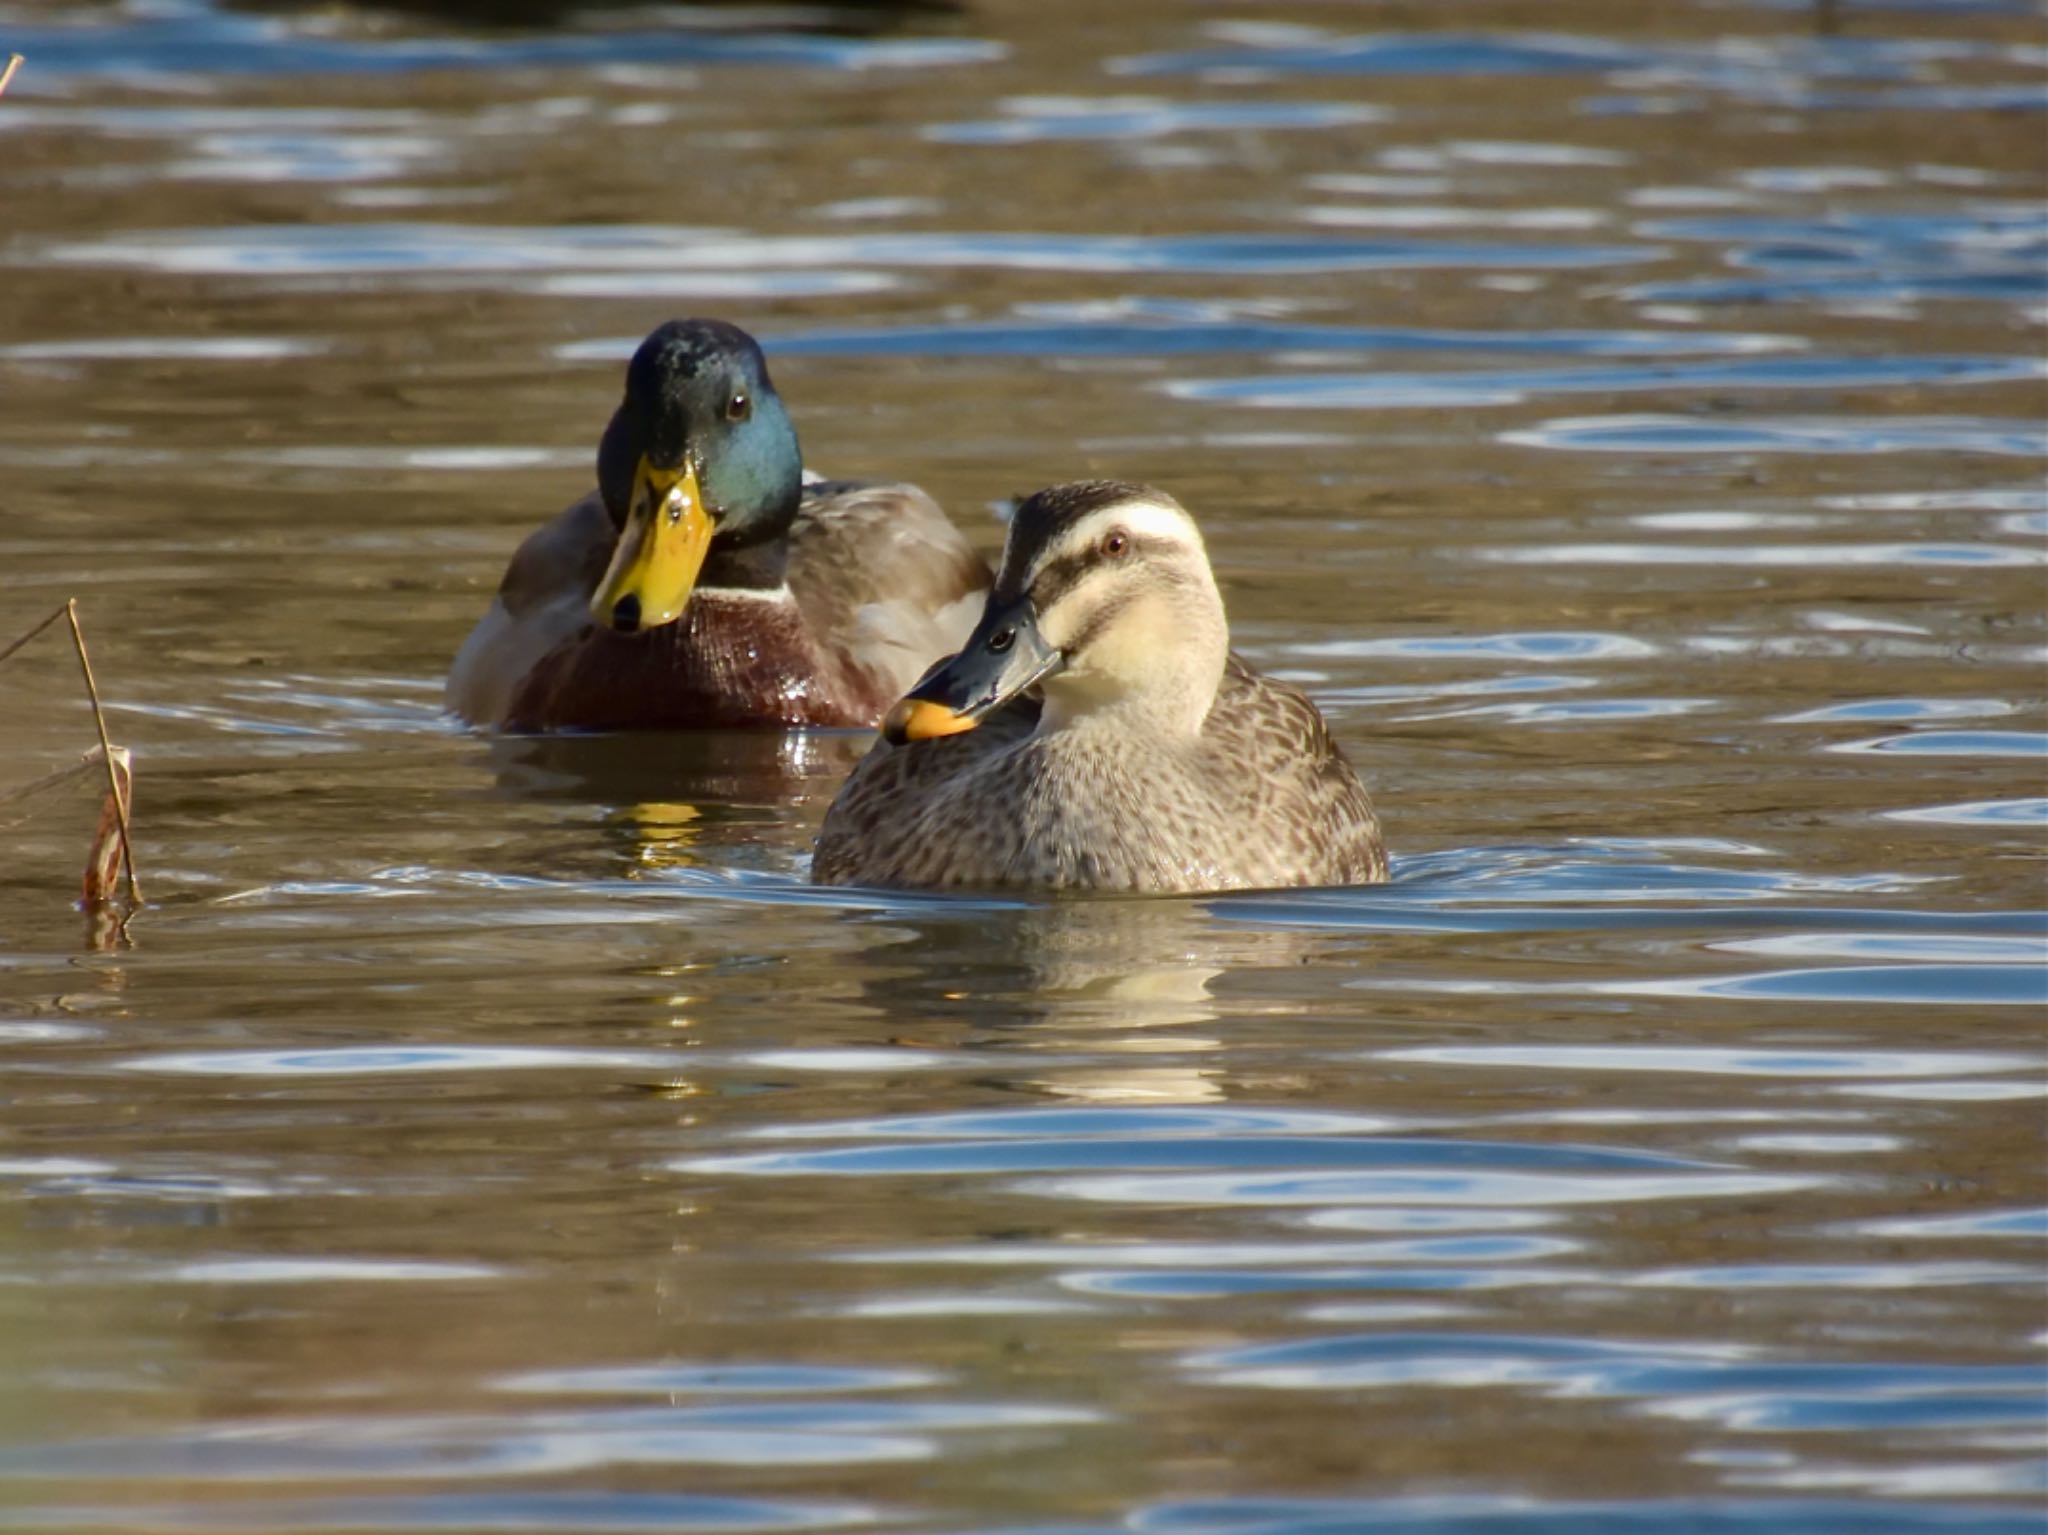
xmin=1028 ymin=553 xmax=1092 ymax=608
xmin=1027 ymin=533 xmax=1183 ymax=607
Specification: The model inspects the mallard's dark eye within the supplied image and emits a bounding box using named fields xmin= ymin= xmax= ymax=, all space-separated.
xmin=988 ymin=628 xmax=1015 ymax=654
xmin=1101 ymin=530 xmax=1129 ymax=558
xmin=725 ymin=392 xmax=751 ymax=422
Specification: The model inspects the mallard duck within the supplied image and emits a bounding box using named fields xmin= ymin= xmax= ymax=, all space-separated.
xmin=447 ymin=319 xmax=990 ymax=731
xmin=812 ymin=480 xmax=1387 ymax=892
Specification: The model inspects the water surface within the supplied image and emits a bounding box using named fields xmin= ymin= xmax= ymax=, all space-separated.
xmin=0 ymin=0 xmax=2043 ymax=1530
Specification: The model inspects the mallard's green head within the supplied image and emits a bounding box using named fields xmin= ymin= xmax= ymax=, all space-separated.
xmin=592 ymin=319 xmax=803 ymax=633
xmin=884 ymin=480 xmax=1228 ymax=745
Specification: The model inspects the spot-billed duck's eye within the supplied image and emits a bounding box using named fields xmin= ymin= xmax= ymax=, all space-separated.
xmin=725 ymin=391 xmax=751 ymax=423
xmin=988 ymin=628 xmax=1015 ymax=654
xmin=1101 ymin=530 xmax=1129 ymax=558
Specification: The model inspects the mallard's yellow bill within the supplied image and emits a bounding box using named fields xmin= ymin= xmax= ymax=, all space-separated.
xmin=591 ymin=457 xmax=713 ymax=632
xmin=884 ymin=697 xmax=980 ymax=744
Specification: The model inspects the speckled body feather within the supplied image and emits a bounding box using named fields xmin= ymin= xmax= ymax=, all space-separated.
xmin=813 ymin=655 xmax=1385 ymax=892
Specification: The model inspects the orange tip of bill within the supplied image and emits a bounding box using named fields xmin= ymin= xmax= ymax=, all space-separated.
xmin=884 ymin=698 xmax=980 ymax=744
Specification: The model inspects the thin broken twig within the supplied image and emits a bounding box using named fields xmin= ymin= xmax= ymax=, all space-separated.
xmin=0 ymin=602 xmax=67 ymax=667
xmin=0 ymin=750 xmax=104 ymax=813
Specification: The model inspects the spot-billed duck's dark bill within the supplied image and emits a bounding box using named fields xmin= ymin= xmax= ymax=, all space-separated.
xmin=591 ymin=456 xmax=714 ymax=633
xmin=883 ymin=593 xmax=1064 ymax=745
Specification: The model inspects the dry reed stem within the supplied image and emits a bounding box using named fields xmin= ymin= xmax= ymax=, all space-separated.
xmin=0 ymin=55 xmax=22 ymax=99
xmin=0 ymin=600 xmax=143 ymax=907
xmin=64 ymin=601 xmax=141 ymax=905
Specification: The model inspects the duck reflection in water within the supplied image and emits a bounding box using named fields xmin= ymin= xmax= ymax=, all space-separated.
xmin=481 ymin=728 xmax=871 ymax=873
xmin=833 ymin=898 xmax=1344 ymax=1105
xmin=814 ymin=481 xmax=1386 ymax=894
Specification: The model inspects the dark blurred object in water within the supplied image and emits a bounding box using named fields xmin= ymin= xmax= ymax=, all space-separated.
xmin=229 ymin=0 xmax=962 ymax=31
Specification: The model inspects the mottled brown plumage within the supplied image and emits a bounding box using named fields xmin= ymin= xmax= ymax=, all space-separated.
xmin=812 ymin=482 xmax=1386 ymax=893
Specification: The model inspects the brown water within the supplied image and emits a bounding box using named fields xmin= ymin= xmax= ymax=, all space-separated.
xmin=0 ymin=2 xmax=2044 ymax=1531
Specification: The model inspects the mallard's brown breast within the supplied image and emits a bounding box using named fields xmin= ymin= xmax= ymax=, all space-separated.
xmin=503 ymin=590 xmax=896 ymax=732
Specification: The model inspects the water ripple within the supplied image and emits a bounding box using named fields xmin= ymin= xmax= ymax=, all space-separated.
xmin=1224 ymin=855 xmax=1963 ymax=916
xmin=664 ymin=315 xmax=1803 ymax=362
xmin=1853 ymin=1208 xmax=2048 ymax=1241
xmin=27 ymin=225 xmax=1667 ymax=283
xmin=1119 ymin=31 xmax=1658 ymax=81
xmin=120 ymin=1045 xmax=676 ymax=1078
xmin=1777 ymin=699 xmax=2019 ymax=724
xmin=0 ymin=1398 xmax=1094 ymax=1484
xmin=1490 ymin=536 xmax=2048 ymax=564
xmin=1615 ymin=964 xmax=2046 ymax=1006
xmin=0 ymin=1421 xmax=927 ymax=1481
xmin=1024 ymin=1170 xmax=1820 ymax=1209
xmin=679 ymin=1135 xmax=1699 ymax=1179
xmin=1503 ymin=414 xmax=2048 ymax=456
xmin=840 ymin=1227 xmax=1565 ymax=1273
xmin=1168 ymin=354 xmax=2044 ymax=410
xmin=1821 ymin=486 xmax=2047 ymax=513
xmin=1841 ymin=1080 xmax=2047 ymax=1103
xmin=1635 ymin=1262 xmax=2033 ymax=1291
xmin=1187 ymin=1331 xmax=2048 ymax=1440
xmin=926 ymin=97 xmax=1387 ymax=145
xmin=1293 ymin=631 xmax=1656 ymax=661
xmin=0 ymin=336 xmax=324 ymax=362
xmin=1620 ymin=198 xmax=2047 ymax=309
xmin=1375 ymin=1047 xmax=2035 ymax=1078
xmin=165 ymin=1258 xmax=499 ymax=1283
xmin=495 ymin=1366 xmax=937 ymax=1397
xmin=1832 ymin=731 xmax=2048 ymax=758
xmin=1624 ymin=270 xmax=2048 ymax=306
xmin=1064 ymin=1260 xmax=1574 ymax=1299
xmin=1397 ymin=697 xmax=1714 ymax=725
xmin=0 ymin=1491 xmax=878 ymax=1533
xmin=5 ymin=11 xmax=1005 ymax=80
xmin=744 ymin=1107 xmax=1407 ymax=1141
xmin=1886 ymin=797 xmax=2048 ymax=827
xmin=1713 ymin=933 xmax=2042 ymax=964
xmin=1023 ymin=1497 xmax=2037 ymax=1534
